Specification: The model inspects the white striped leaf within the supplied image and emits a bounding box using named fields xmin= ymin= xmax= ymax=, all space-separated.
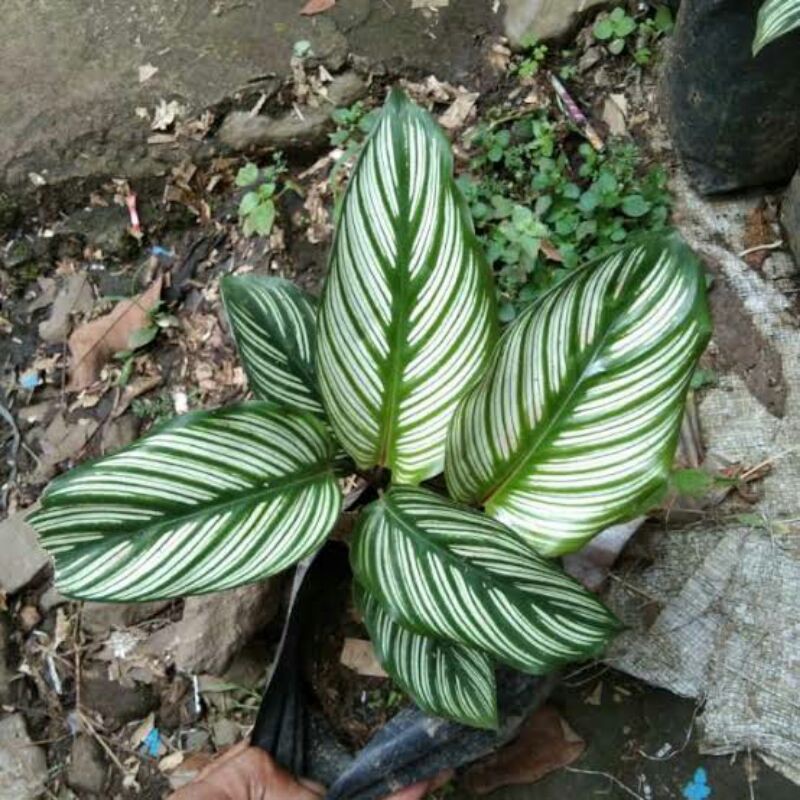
xmin=317 ymin=89 xmax=498 ymax=485
xmin=754 ymin=0 xmax=800 ymax=53
xmin=351 ymin=487 xmax=620 ymax=676
xmin=29 ymin=403 xmax=341 ymax=601
xmin=445 ymin=234 xmax=711 ymax=557
xmin=221 ymin=275 xmax=323 ymax=415
xmin=354 ymin=582 xmax=498 ymax=729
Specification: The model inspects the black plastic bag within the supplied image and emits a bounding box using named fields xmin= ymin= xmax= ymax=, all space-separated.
xmin=663 ymin=0 xmax=800 ymax=193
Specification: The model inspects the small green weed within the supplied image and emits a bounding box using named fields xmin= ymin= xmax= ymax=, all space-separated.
xmin=329 ymin=101 xmax=379 ymax=150
xmin=236 ymin=154 xmax=288 ymax=237
xmin=593 ymin=4 xmax=674 ymax=62
xmin=460 ymin=114 xmax=671 ymax=320
xmin=514 ymin=36 xmax=549 ymax=78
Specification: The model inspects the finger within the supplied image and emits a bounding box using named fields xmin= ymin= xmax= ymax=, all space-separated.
xmin=383 ymin=770 xmax=455 ymax=800
xmin=195 ymin=739 xmax=251 ymax=779
xmin=297 ymin=777 xmax=327 ymax=796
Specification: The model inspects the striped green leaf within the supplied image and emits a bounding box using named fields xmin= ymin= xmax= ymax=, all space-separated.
xmin=29 ymin=403 xmax=341 ymax=601
xmin=754 ymin=0 xmax=800 ymax=53
xmin=351 ymin=487 xmax=620 ymax=676
xmin=317 ymin=89 xmax=498 ymax=485
xmin=446 ymin=234 xmax=711 ymax=557
xmin=221 ymin=275 xmax=323 ymax=415
xmin=354 ymin=582 xmax=498 ymax=729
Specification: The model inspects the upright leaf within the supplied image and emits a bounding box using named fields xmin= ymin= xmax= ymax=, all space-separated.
xmin=221 ymin=276 xmax=323 ymax=415
xmin=446 ymin=234 xmax=711 ymax=556
xmin=317 ymin=89 xmax=498 ymax=485
xmin=30 ymin=403 xmax=341 ymax=601
xmin=754 ymin=0 xmax=800 ymax=53
xmin=351 ymin=487 xmax=620 ymax=676
xmin=355 ymin=583 xmax=498 ymax=729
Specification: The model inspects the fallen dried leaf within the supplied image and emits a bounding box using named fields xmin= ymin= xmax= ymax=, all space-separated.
xmin=340 ymin=638 xmax=388 ymax=678
xmin=159 ymin=751 xmax=185 ymax=772
xmin=602 ymin=93 xmax=628 ymax=137
xmin=67 ymin=277 xmax=162 ymax=391
xmin=464 ymin=706 xmax=585 ymax=795
xmin=743 ymin=203 xmax=777 ymax=269
xmin=438 ymin=90 xmax=480 ymax=131
xmin=38 ymin=272 xmax=95 ymax=344
xmin=300 ymin=0 xmax=335 ymax=15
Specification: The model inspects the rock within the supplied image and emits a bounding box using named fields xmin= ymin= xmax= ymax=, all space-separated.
xmin=38 ymin=271 xmax=94 ymax=344
xmin=504 ymin=0 xmax=607 ymax=46
xmin=39 ymin=585 xmax=67 ymax=612
xmin=54 ymin=206 xmax=139 ymax=260
xmin=211 ymin=717 xmax=240 ymax=748
xmin=782 ymin=169 xmax=800 ymax=266
xmin=80 ymin=672 xmax=159 ymax=729
xmin=218 ymin=72 xmax=368 ymax=152
xmin=100 ymin=414 xmax=139 ymax=455
xmin=144 ymin=581 xmax=279 ymax=675
xmin=0 ymin=508 xmax=50 ymax=595
xmin=0 ymin=714 xmax=48 ymax=800
xmin=81 ymin=600 xmax=171 ymax=639
xmin=66 ymin=735 xmax=107 ymax=796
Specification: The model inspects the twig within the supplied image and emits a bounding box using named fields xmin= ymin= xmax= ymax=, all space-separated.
xmin=737 ymin=241 xmax=784 ymax=258
xmin=79 ymin=711 xmax=128 ymax=778
xmin=0 ymin=399 xmax=21 ymax=511
xmin=638 ymin=698 xmax=701 ymax=761
xmin=564 ymin=767 xmax=646 ymax=799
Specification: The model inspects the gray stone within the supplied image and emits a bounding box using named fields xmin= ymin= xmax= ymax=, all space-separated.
xmin=504 ymin=0 xmax=606 ymax=46
xmin=0 ymin=0 xmax=496 ymax=201
xmin=211 ymin=717 xmax=240 ymax=748
xmin=80 ymin=672 xmax=159 ymax=729
xmin=218 ymin=72 xmax=368 ymax=152
xmin=144 ymin=581 xmax=279 ymax=675
xmin=54 ymin=206 xmax=139 ymax=260
xmin=0 ymin=508 xmax=50 ymax=595
xmin=99 ymin=414 xmax=140 ymax=456
xmin=66 ymin=735 xmax=107 ymax=796
xmin=0 ymin=714 xmax=48 ymax=800
xmin=39 ymin=586 xmax=67 ymax=613
xmin=782 ymin=169 xmax=800 ymax=267
xmin=81 ymin=599 xmax=171 ymax=638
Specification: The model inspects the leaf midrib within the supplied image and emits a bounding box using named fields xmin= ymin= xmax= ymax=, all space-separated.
xmin=481 ymin=306 xmax=618 ymax=508
xmin=46 ymin=464 xmax=336 ymax=545
xmin=381 ymin=494 xmax=571 ymax=620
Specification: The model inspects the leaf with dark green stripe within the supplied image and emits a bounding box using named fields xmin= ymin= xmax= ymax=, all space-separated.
xmin=351 ymin=487 xmax=620 ymax=676
xmin=446 ymin=233 xmax=711 ymax=556
xmin=29 ymin=403 xmax=341 ymax=601
xmin=355 ymin=582 xmax=498 ymax=729
xmin=221 ymin=275 xmax=323 ymax=415
xmin=317 ymin=89 xmax=498 ymax=485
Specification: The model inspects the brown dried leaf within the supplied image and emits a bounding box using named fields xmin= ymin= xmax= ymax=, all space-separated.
xmin=67 ymin=277 xmax=162 ymax=391
xmin=340 ymin=639 xmax=388 ymax=678
xmin=464 ymin=706 xmax=585 ymax=795
xmin=300 ymin=0 xmax=335 ymax=15
xmin=743 ymin=203 xmax=777 ymax=269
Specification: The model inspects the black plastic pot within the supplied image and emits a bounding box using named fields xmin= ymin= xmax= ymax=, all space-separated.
xmin=663 ymin=0 xmax=800 ymax=193
xmin=250 ymin=543 xmax=555 ymax=799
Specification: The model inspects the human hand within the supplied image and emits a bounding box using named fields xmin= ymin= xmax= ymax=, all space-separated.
xmin=167 ymin=741 xmax=451 ymax=800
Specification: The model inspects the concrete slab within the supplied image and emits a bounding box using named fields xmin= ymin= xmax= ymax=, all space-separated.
xmin=0 ymin=0 xmax=500 ymax=197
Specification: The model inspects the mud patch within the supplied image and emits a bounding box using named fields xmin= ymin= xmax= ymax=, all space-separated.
xmin=706 ymin=260 xmax=788 ymax=418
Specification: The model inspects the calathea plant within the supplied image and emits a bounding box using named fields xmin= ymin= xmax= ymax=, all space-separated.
xmin=30 ymin=90 xmax=711 ymax=729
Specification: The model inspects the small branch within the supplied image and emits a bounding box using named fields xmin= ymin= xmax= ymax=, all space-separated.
xmin=564 ymin=767 xmax=646 ymax=800
xmin=737 ymin=241 xmax=784 ymax=258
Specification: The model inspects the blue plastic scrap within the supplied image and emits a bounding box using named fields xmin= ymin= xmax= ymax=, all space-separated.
xmin=683 ymin=767 xmax=711 ymax=800
xmin=143 ymin=727 xmax=161 ymax=758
